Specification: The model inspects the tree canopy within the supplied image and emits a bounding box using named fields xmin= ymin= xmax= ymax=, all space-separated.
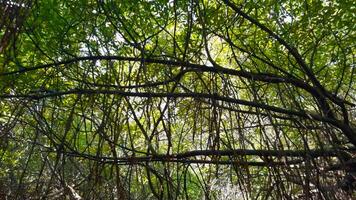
xmin=0 ymin=0 xmax=355 ymax=199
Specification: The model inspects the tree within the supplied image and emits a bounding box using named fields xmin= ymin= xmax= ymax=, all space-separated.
xmin=0 ymin=0 xmax=355 ymax=199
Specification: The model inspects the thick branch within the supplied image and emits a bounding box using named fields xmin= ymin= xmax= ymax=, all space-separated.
xmin=46 ymin=148 xmax=354 ymax=166
xmin=221 ymin=0 xmax=344 ymax=107
xmin=0 ymin=89 xmax=331 ymax=122
xmin=0 ymin=55 xmax=321 ymax=100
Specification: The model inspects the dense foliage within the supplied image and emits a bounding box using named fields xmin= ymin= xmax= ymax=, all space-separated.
xmin=0 ymin=0 xmax=355 ymax=199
